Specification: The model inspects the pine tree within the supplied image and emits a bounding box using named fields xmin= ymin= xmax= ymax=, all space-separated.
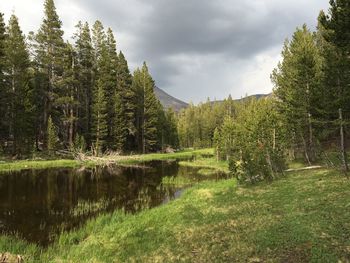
xmin=116 ymin=51 xmax=135 ymax=150
xmin=157 ymin=101 xmax=167 ymax=151
xmin=91 ymin=21 xmax=109 ymax=154
xmin=74 ymin=21 xmax=94 ymax=146
xmin=91 ymin=79 xmax=107 ymax=155
xmin=104 ymin=28 xmax=118 ymax=148
xmin=34 ymin=0 xmax=65 ymax=149
xmin=114 ymin=91 xmax=127 ymax=151
xmin=271 ymin=25 xmax=322 ymax=163
xmin=164 ymin=108 xmax=179 ymax=149
xmin=140 ymin=63 xmax=160 ymax=153
xmin=3 ymin=14 xmax=33 ymax=154
xmin=319 ymin=1 xmax=350 ymax=115
xmin=0 ymin=12 xmax=7 ymax=150
xmin=132 ymin=63 xmax=162 ymax=153
xmin=55 ymin=42 xmax=78 ymax=148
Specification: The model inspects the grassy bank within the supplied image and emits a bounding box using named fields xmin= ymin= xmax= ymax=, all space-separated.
xmin=0 ymin=159 xmax=81 ymax=172
xmin=179 ymin=157 xmax=229 ymax=173
xmin=0 ymin=148 xmax=215 ymax=173
xmin=2 ymin=168 xmax=349 ymax=262
xmin=110 ymin=148 xmax=214 ymax=164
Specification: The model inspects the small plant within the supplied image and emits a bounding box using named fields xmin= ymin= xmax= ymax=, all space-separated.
xmin=47 ymin=116 xmax=59 ymax=153
xmin=73 ymin=134 xmax=87 ymax=153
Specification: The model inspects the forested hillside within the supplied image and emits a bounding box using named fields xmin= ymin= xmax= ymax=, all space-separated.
xmin=0 ymin=0 xmax=178 ymax=156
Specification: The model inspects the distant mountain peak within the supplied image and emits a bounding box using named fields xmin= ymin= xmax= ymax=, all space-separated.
xmin=154 ymin=87 xmax=271 ymax=112
xmin=154 ymin=86 xmax=188 ymax=112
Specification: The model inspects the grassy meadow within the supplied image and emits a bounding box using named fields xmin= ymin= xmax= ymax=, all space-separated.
xmin=0 ymin=167 xmax=349 ymax=262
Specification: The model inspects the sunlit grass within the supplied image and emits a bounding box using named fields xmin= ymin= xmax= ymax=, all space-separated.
xmin=115 ymin=148 xmax=214 ymax=164
xmin=179 ymin=156 xmax=229 ymax=173
xmin=0 ymin=159 xmax=80 ymax=172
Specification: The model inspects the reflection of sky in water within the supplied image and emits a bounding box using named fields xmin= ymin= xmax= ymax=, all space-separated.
xmin=0 ymin=161 xmax=225 ymax=246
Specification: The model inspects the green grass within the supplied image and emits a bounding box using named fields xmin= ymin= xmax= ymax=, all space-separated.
xmin=2 ymin=168 xmax=350 ymax=262
xmin=116 ymin=148 xmax=214 ymax=164
xmin=0 ymin=148 xmax=214 ymax=173
xmin=0 ymin=159 xmax=81 ymax=172
xmin=0 ymin=236 xmax=39 ymax=262
xmin=179 ymin=156 xmax=229 ymax=173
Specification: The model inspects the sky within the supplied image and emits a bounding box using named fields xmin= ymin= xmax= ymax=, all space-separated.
xmin=0 ymin=0 xmax=330 ymax=103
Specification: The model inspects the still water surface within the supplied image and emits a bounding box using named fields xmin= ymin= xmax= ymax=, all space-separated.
xmin=0 ymin=160 xmax=224 ymax=246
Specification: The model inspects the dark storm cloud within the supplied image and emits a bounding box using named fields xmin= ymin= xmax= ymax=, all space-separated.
xmin=74 ymin=0 xmax=329 ymax=102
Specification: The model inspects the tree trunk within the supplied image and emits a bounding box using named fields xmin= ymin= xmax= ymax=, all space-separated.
xmin=301 ymin=135 xmax=311 ymax=166
xmin=339 ymin=108 xmax=349 ymax=172
xmin=69 ymin=107 xmax=74 ymax=148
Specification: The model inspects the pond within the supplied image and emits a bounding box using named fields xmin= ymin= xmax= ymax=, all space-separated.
xmin=0 ymin=160 xmax=225 ymax=246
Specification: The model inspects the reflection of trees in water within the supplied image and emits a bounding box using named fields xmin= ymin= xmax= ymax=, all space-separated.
xmin=0 ymin=160 xmax=209 ymax=245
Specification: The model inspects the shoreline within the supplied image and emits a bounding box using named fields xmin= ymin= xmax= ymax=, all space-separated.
xmin=0 ymin=148 xmax=223 ymax=173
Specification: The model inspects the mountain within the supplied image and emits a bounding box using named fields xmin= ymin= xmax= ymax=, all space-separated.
xmin=154 ymin=86 xmax=188 ymax=112
xmin=211 ymin=93 xmax=272 ymax=105
xmin=154 ymin=86 xmax=271 ymax=112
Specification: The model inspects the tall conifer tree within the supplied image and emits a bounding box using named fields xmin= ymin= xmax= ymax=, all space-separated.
xmin=74 ymin=21 xmax=94 ymax=146
xmin=34 ymin=0 xmax=65 ymax=149
xmin=134 ymin=63 xmax=160 ymax=153
xmin=114 ymin=92 xmax=127 ymax=151
xmin=272 ymin=25 xmax=322 ymax=163
xmin=104 ymin=28 xmax=118 ymax=148
xmin=319 ymin=1 xmax=350 ymax=114
xmin=0 ymin=13 xmax=7 ymax=149
xmin=91 ymin=21 xmax=108 ymax=154
xmin=115 ymin=51 xmax=135 ymax=150
xmin=4 ymin=14 xmax=33 ymax=154
xmin=56 ymin=42 xmax=78 ymax=148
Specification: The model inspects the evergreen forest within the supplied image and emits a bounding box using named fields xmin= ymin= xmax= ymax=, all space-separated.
xmin=0 ymin=0 xmax=178 ymax=157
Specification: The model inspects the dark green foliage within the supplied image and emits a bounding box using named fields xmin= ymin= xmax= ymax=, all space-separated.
xmin=116 ymin=51 xmax=135 ymax=151
xmin=319 ymin=0 xmax=350 ymax=115
xmin=132 ymin=63 xmax=177 ymax=153
xmin=33 ymin=0 xmax=65 ymax=149
xmin=73 ymin=133 xmax=86 ymax=152
xmin=3 ymin=15 xmax=34 ymax=154
xmin=114 ymin=91 xmax=127 ymax=151
xmin=177 ymin=97 xmax=236 ymax=149
xmin=91 ymin=78 xmax=107 ymax=156
xmin=139 ymin=63 xmax=160 ymax=153
xmin=272 ymin=25 xmax=322 ymax=163
xmin=47 ymin=115 xmax=58 ymax=152
xmin=163 ymin=108 xmax=180 ymax=149
xmin=56 ymin=42 xmax=78 ymax=148
xmin=0 ymin=0 xmax=179 ymax=156
xmin=317 ymin=2 xmax=350 ymax=144
xmin=104 ymin=28 xmax=118 ymax=148
xmin=74 ymin=21 xmax=94 ymax=146
xmin=0 ymin=13 xmax=7 ymax=150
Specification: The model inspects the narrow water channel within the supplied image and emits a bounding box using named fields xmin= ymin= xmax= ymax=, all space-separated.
xmin=0 ymin=160 xmax=225 ymax=246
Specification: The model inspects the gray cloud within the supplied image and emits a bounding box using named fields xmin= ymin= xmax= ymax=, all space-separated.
xmin=0 ymin=0 xmax=330 ymax=102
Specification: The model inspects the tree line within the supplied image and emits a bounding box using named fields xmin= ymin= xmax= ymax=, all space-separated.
xmin=0 ymin=0 xmax=178 ymax=156
xmin=178 ymin=0 xmax=350 ymax=182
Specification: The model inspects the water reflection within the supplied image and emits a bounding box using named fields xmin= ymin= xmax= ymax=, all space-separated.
xmin=0 ymin=161 xmax=224 ymax=246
